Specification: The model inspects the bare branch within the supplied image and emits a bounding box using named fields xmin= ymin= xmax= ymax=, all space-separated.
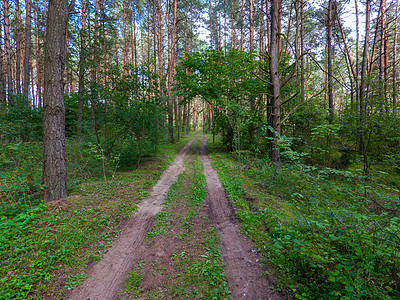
xmin=280 ymin=89 xmax=325 ymax=125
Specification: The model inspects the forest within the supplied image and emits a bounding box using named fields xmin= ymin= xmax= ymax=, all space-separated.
xmin=1 ymin=0 xmax=400 ymax=298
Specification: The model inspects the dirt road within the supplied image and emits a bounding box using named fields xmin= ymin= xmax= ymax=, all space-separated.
xmin=199 ymin=135 xmax=279 ymax=299
xmin=69 ymin=134 xmax=280 ymax=299
xmin=68 ymin=135 xmax=197 ymax=299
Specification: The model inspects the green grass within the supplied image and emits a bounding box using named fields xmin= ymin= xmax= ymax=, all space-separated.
xmin=122 ymin=138 xmax=230 ymax=299
xmin=207 ymin=134 xmax=400 ymax=299
xmin=0 ymin=133 xmax=194 ymax=299
xmin=122 ymin=260 xmax=146 ymax=297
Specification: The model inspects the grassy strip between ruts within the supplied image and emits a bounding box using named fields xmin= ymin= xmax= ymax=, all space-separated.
xmin=0 ymin=133 xmax=194 ymax=300
xmin=206 ymin=134 xmax=400 ymax=300
xmin=120 ymin=137 xmax=231 ymax=299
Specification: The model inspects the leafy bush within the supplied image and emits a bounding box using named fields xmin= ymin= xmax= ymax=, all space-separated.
xmin=0 ymin=141 xmax=42 ymax=213
xmin=210 ymin=143 xmax=400 ymax=299
xmin=0 ymin=95 xmax=42 ymax=142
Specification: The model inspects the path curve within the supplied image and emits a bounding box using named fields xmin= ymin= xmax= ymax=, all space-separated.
xmin=68 ymin=135 xmax=197 ymax=300
xmin=199 ymin=135 xmax=281 ymax=300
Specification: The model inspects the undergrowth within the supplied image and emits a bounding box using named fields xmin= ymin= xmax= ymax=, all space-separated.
xmin=207 ymin=134 xmax=400 ymax=299
xmin=168 ymin=156 xmax=230 ymax=299
xmin=0 ymin=133 xmax=194 ymax=299
xmin=124 ymin=139 xmax=230 ymax=299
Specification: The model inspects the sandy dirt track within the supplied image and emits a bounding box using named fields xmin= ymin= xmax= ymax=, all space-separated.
xmin=199 ymin=135 xmax=281 ymax=300
xmin=68 ymin=135 xmax=196 ymax=300
xmin=69 ymin=134 xmax=282 ymax=299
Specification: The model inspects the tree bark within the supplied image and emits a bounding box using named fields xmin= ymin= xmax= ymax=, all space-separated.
xmin=123 ymin=0 xmax=128 ymax=74
xmin=269 ymin=0 xmax=281 ymax=164
xmin=259 ymin=0 xmax=264 ymax=56
xmin=114 ymin=7 xmax=120 ymax=67
xmin=266 ymin=0 xmax=270 ymax=52
xmin=368 ymin=6 xmax=381 ymax=76
xmin=167 ymin=0 xmax=177 ymax=141
xmin=77 ymin=0 xmax=87 ymax=134
xmin=0 ymin=19 xmax=6 ymax=104
xmin=240 ymin=0 xmax=244 ymax=51
xmin=132 ymin=1 xmax=137 ymax=68
xmin=231 ymin=0 xmax=235 ymax=49
xmin=249 ymin=0 xmax=254 ymax=50
xmin=2 ymin=0 xmax=13 ymax=100
xmin=209 ymin=0 xmax=213 ymax=48
xmin=360 ymin=0 xmax=371 ymax=168
xmin=34 ymin=0 xmax=42 ymax=106
xmin=23 ymin=0 xmax=32 ymax=97
xmin=15 ymin=0 xmax=23 ymax=94
xmin=379 ymin=0 xmax=387 ymax=102
xmin=300 ymin=0 xmax=305 ymax=101
xmin=327 ymin=0 xmax=334 ymax=123
xmin=355 ymin=0 xmax=360 ymax=108
xmin=393 ymin=0 xmax=399 ymax=107
xmin=335 ymin=2 xmax=356 ymax=102
xmin=152 ymin=0 xmax=157 ymax=72
xmin=157 ymin=0 xmax=163 ymax=74
xmin=42 ymin=0 xmax=69 ymax=201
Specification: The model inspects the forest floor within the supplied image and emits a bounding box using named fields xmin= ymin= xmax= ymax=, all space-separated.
xmin=68 ymin=133 xmax=281 ymax=299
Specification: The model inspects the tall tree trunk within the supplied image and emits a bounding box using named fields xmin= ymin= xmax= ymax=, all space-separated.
xmin=132 ymin=1 xmax=137 ymax=68
xmin=0 ymin=21 xmax=6 ymax=104
xmin=327 ymin=0 xmax=334 ymax=123
xmin=77 ymin=0 xmax=87 ymax=134
xmin=360 ymin=0 xmax=371 ymax=171
xmin=259 ymin=0 xmax=264 ymax=57
xmin=90 ymin=0 xmax=100 ymax=134
xmin=295 ymin=0 xmax=300 ymax=86
xmin=266 ymin=0 xmax=270 ymax=52
xmin=354 ymin=0 xmax=360 ymax=108
xmin=379 ymin=0 xmax=387 ymax=102
xmin=300 ymin=0 xmax=305 ymax=101
xmin=147 ymin=13 xmax=151 ymax=68
xmin=123 ymin=0 xmax=128 ymax=74
xmin=217 ymin=12 xmax=220 ymax=48
xmin=34 ymin=0 xmax=42 ymax=106
xmin=369 ymin=7 xmax=381 ymax=76
xmin=249 ymin=0 xmax=254 ymax=50
xmin=284 ymin=2 xmax=293 ymax=57
xmin=42 ymin=0 xmax=69 ymax=201
xmin=335 ymin=1 xmax=356 ymax=102
xmin=393 ymin=0 xmax=399 ymax=107
xmin=100 ymin=0 xmax=107 ymax=86
xmin=152 ymin=0 xmax=157 ymax=72
xmin=23 ymin=0 xmax=32 ymax=97
xmin=240 ymin=0 xmax=244 ymax=51
xmin=2 ymin=0 xmax=13 ymax=100
xmin=172 ymin=0 xmax=177 ymax=138
xmin=209 ymin=0 xmax=213 ymax=48
xmin=231 ymin=0 xmax=236 ymax=49
xmin=157 ymin=0 xmax=163 ymax=75
xmin=269 ymin=0 xmax=282 ymax=164
xmin=16 ymin=0 xmax=23 ymax=94
xmin=114 ymin=8 xmax=120 ymax=67
xmin=167 ymin=0 xmax=177 ymax=141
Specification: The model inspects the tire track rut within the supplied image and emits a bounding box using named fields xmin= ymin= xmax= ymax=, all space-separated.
xmin=68 ymin=135 xmax=197 ymax=300
xmin=199 ymin=135 xmax=281 ymax=300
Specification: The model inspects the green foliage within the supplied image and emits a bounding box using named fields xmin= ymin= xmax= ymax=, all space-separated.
xmin=90 ymin=66 xmax=168 ymax=168
xmin=64 ymin=274 xmax=88 ymax=290
xmin=0 ymin=141 xmax=43 ymax=210
xmin=0 ymin=95 xmax=42 ymax=142
xmin=209 ymin=139 xmax=400 ymax=299
xmin=340 ymin=104 xmax=400 ymax=161
xmin=307 ymin=123 xmax=344 ymax=167
xmin=123 ymin=267 xmax=143 ymax=296
xmin=0 ymin=136 xmax=188 ymax=298
xmin=176 ymin=49 xmax=266 ymax=152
